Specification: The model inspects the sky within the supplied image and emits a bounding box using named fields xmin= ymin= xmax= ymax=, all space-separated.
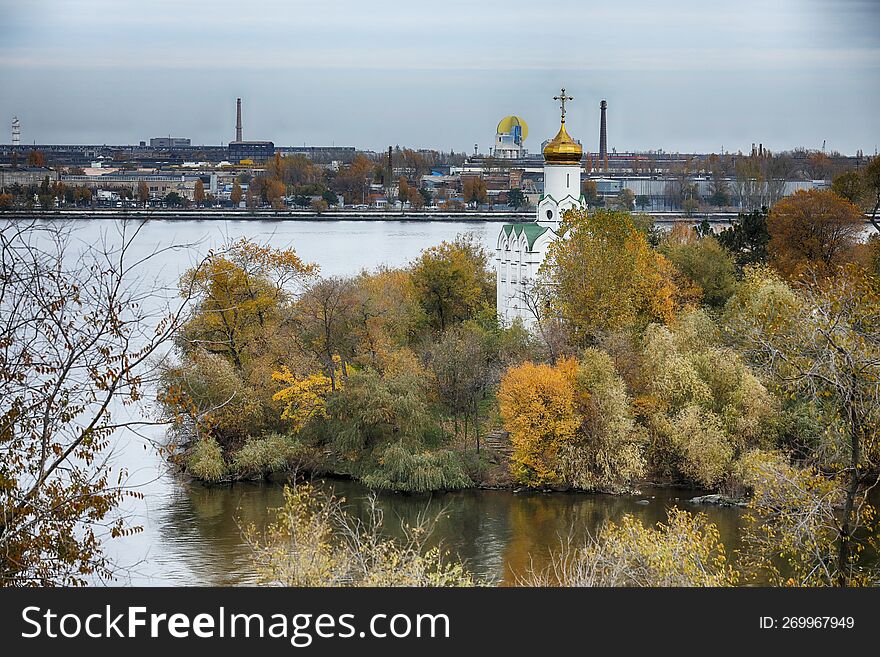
xmin=1 ymin=0 xmax=878 ymax=154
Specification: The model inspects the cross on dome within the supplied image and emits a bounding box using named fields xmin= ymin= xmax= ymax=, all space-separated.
xmin=553 ymin=88 xmax=573 ymax=123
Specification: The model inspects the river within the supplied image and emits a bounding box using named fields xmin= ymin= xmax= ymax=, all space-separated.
xmin=41 ymin=218 xmax=749 ymax=586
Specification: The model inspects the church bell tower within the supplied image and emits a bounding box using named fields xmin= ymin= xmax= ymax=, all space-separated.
xmin=537 ymin=88 xmax=585 ymax=228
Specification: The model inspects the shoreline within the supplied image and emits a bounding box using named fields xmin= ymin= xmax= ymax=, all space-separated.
xmin=2 ymin=209 xmax=753 ymax=222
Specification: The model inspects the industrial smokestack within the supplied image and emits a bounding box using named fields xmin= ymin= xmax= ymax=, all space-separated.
xmin=599 ymin=100 xmax=608 ymax=171
xmin=235 ymin=98 xmax=242 ymax=142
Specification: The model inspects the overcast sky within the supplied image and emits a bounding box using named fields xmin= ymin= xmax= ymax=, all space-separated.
xmin=1 ymin=0 xmax=878 ymax=154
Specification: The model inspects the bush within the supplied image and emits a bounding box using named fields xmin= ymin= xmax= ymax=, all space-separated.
xmin=187 ymin=437 xmax=228 ymax=482
xmin=641 ymin=311 xmax=780 ymax=486
xmin=246 ymin=483 xmax=477 ymax=586
xmin=232 ymin=433 xmax=298 ymax=477
xmin=361 ymin=443 xmax=472 ymax=493
xmin=558 ymin=349 xmax=647 ymax=493
xmin=664 ymin=406 xmax=734 ymax=488
xmin=519 ymin=508 xmax=738 ymax=587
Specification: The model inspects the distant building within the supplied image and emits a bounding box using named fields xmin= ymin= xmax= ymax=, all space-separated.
xmin=228 ymin=141 xmax=275 ymax=163
xmin=0 ymin=166 xmax=59 ymax=188
xmin=493 ymin=115 xmax=528 ymax=159
xmin=149 ymin=137 xmax=191 ymax=148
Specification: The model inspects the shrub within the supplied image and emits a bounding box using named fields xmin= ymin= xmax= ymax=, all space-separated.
xmin=665 ymin=406 xmax=734 ymax=488
xmin=361 ymin=443 xmax=472 ymax=493
xmin=519 ymin=508 xmax=738 ymax=587
xmin=232 ymin=433 xmax=297 ymax=477
xmin=186 ymin=437 xmax=228 ymax=482
xmin=558 ymin=349 xmax=647 ymax=492
xmin=246 ymin=483 xmax=478 ymax=586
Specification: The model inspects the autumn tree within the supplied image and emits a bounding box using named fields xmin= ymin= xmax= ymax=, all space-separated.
xmin=292 ymin=277 xmax=358 ymax=390
xmin=462 ymin=176 xmax=488 ymax=206
xmin=581 ymin=179 xmax=601 ymax=207
xmin=498 ymin=359 xmax=579 ymax=486
xmin=343 ymin=268 xmax=423 ymax=368
xmin=333 ymin=154 xmax=375 ymax=205
xmin=231 ymin=180 xmax=243 ymax=206
xmin=137 ymin=180 xmax=150 ymax=206
xmin=615 ymin=188 xmax=635 ymax=211
xmin=725 ymin=266 xmax=880 ymax=586
xmin=193 ymin=179 xmax=206 ymax=206
xmin=499 ymin=352 xmax=646 ymax=491
xmin=767 ymin=189 xmax=863 ymax=279
xmin=641 ymin=310 xmax=780 ymax=488
xmin=410 ymin=234 xmax=494 ymax=332
xmin=178 ymin=239 xmax=317 ymax=371
xmin=1 ymin=220 xmax=191 ymax=585
xmin=542 ymin=208 xmax=694 ymax=343
xmin=26 ymin=150 xmax=45 ymax=167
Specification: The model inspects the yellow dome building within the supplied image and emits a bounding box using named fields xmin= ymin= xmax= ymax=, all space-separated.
xmin=493 ymin=115 xmax=528 ymax=158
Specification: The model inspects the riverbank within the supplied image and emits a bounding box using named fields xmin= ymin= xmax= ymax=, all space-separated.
xmin=3 ymin=208 xmax=756 ymax=222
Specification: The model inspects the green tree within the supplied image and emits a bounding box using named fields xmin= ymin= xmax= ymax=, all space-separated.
xmin=831 ymin=170 xmax=864 ymax=205
xmin=662 ymin=236 xmax=738 ymax=307
xmin=507 ymin=188 xmax=526 ymax=209
xmin=410 ymin=234 xmax=494 ymax=332
xmin=716 ymin=207 xmax=769 ymax=268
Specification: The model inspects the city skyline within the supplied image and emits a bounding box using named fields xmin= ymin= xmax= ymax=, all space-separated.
xmin=1 ymin=0 xmax=878 ymax=154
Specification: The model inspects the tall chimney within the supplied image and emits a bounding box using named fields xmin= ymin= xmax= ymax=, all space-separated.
xmin=599 ymin=100 xmax=608 ymax=171
xmin=235 ymin=98 xmax=242 ymax=142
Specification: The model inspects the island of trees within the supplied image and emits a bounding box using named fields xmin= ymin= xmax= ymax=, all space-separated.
xmin=1 ymin=174 xmax=878 ymax=586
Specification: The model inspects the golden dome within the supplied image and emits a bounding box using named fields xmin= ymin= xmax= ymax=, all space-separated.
xmin=543 ymin=122 xmax=583 ymax=165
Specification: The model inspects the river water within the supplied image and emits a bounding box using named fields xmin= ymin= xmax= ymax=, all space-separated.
xmin=42 ymin=218 xmax=748 ymax=586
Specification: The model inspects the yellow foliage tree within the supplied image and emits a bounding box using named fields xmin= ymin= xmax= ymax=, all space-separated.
xmin=180 ymin=238 xmax=317 ymax=370
xmin=498 ymin=359 xmax=580 ymax=486
xmin=542 ymin=208 xmax=695 ymax=342
xmin=272 ymin=366 xmax=335 ymax=432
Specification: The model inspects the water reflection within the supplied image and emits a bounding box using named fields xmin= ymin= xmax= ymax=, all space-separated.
xmin=158 ymin=477 xmax=747 ymax=586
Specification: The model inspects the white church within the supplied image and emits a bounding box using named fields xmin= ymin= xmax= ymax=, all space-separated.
xmin=496 ymin=89 xmax=585 ymax=327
